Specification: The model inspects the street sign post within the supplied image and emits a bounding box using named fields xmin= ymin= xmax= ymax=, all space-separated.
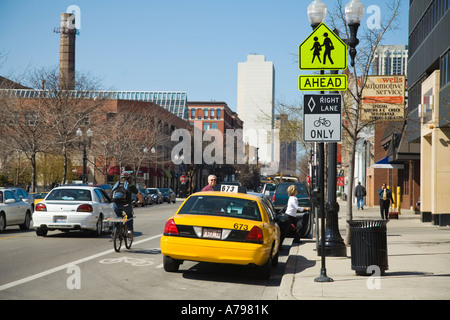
xmin=303 ymin=94 xmax=342 ymax=143
xmin=299 ymin=23 xmax=347 ymax=71
xmin=299 ymin=74 xmax=347 ymax=91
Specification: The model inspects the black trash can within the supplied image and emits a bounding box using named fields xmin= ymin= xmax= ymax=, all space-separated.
xmin=347 ymin=220 xmax=389 ymax=276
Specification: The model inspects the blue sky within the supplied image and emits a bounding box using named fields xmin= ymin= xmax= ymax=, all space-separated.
xmin=0 ymin=0 xmax=409 ymax=112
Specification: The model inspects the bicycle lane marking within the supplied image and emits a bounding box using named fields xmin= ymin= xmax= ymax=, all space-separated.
xmin=0 ymin=234 xmax=162 ymax=292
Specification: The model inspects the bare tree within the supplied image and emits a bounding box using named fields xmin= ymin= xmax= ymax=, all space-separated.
xmin=26 ymin=66 xmax=105 ymax=185
xmin=328 ymin=0 xmax=402 ymax=243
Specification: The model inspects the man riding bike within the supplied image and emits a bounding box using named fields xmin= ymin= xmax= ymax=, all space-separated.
xmin=111 ymin=171 xmax=142 ymax=234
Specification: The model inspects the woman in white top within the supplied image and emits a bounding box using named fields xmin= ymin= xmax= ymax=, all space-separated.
xmin=286 ymin=185 xmax=308 ymax=217
xmin=281 ymin=185 xmax=309 ymax=245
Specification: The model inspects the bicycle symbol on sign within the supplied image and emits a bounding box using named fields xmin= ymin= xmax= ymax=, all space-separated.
xmin=314 ymin=117 xmax=331 ymax=128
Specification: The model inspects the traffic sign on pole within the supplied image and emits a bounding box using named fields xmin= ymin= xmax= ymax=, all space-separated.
xmin=180 ymin=175 xmax=188 ymax=184
xmin=303 ymin=94 xmax=342 ymax=143
xmin=299 ymin=23 xmax=347 ymax=71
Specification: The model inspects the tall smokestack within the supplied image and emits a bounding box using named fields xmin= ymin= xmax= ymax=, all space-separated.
xmin=57 ymin=13 xmax=76 ymax=90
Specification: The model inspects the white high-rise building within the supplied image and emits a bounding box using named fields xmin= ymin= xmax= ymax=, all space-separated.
xmin=372 ymin=45 xmax=408 ymax=76
xmin=237 ymin=55 xmax=276 ymax=170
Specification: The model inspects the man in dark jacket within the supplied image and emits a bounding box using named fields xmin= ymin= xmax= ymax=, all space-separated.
xmin=378 ymin=183 xmax=395 ymax=220
xmin=354 ymin=181 xmax=366 ymax=210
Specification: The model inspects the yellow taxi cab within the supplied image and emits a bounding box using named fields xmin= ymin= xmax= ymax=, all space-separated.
xmin=160 ymin=185 xmax=281 ymax=279
xmin=31 ymin=192 xmax=48 ymax=208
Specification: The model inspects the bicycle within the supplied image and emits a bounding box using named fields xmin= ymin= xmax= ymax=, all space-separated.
xmin=313 ymin=117 xmax=331 ymax=127
xmin=105 ymin=212 xmax=133 ymax=252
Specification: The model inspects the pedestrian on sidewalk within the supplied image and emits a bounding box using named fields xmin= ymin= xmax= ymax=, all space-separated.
xmin=354 ymin=181 xmax=366 ymax=210
xmin=378 ymin=183 xmax=394 ymax=220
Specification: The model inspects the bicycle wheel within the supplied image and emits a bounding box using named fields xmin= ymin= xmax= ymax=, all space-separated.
xmin=113 ymin=225 xmax=122 ymax=252
xmin=125 ymin=229 xmax=133 ymax=249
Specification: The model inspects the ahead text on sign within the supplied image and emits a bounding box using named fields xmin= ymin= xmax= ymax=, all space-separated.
xmin=299 ymin=74 xmax=347 ymax=91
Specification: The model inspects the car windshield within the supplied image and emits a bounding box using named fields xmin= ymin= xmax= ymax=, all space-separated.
xmin=265 ymin=184 xmax=276 ymax=191
xmin=178 ymin=195 xmax=261 ymax=221
xmin=147 ymin=189 xmax=157 ymax=194
xmin=276 ymin=183 xmax=308 ymax=196
xmin=46 ymin=189 xmax=92 ymax=201
xmin=159 ymin=188 xmax=170 ymax=193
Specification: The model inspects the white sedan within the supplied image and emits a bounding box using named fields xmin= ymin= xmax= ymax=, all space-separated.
xmin=0 ymin=188 xmax=33 ymax=232
xmin=33 ymin=186 xmax=115 ymax=237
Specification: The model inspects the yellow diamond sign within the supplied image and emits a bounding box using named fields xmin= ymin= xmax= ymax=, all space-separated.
xmin=299 ymin=23 xmax=347 ymax=71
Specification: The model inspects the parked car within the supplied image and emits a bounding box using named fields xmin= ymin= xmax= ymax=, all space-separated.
xmin=32 ymin=186 xmax=115 ymax=237
xmin=272 ymin=182 xmax=310 ymax=212
xmin=146 ymin=188 xmax=163 ymax=204
xmin=261 ymin=183 xmax=277 ymax=201
xmin=8 ymin=187 xmax=34 ymax=211
xmin=93 ymin=184 xmax=113 ymax=197
xmin=131 ymin=192 xmax=139 ymax=207
xmin=138 ymin=188 xmax=152 ymax=205
xmin=159 ymin=188 xmax=176 ymax=203
xmin=0 ymin=188 xmax=33 ymax=232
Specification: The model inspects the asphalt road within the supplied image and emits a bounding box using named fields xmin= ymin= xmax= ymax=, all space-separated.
xmin=0 ymin=201 xmax=289 ymax=300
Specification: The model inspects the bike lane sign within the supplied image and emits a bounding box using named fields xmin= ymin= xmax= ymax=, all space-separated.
xmin=303 ymin=94 xmax=342 ymax=142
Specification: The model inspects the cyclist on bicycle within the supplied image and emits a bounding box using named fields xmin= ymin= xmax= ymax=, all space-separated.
xmin=111 ymin=171 xmax=142 ymax=234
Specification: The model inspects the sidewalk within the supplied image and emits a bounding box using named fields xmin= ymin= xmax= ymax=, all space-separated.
xmin=278 ymin=200 xmax=450 ymax=300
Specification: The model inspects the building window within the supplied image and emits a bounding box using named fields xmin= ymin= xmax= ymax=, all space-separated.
xmin=211 ymin=122 xmax=218 ymax=130
xmin=216 ymin=108 xmax=221 ymax=119
xmin=191 ymin=108 xmax=195 ymax=119
xmin=204 ymin=108 xmax=209 ymax=119
xmin=203 ymin=122 xmax=210 ymax=131
xmin=210 ymin=109 xmax=215 ymax=118
xmin=441 ymin=49 xmax=450 ymax=87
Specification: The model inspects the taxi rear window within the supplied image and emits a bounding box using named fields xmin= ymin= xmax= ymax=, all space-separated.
xmin=178 ymin=195 xmax=261 ymax=221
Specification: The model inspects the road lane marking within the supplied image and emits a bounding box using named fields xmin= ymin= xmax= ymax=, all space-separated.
xmin=0 ymin=234 xmax=162 ymax=292
xmin=0 ymin=235 xmax=20 ymax=240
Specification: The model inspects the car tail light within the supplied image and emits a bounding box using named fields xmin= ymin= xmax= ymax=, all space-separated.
xmin=164 ymin=219 xmax=179 ymax=235
xmin=35 ymin=203 xmax=47 ymax=211
xmin=245 ymin=226 xmax=264 ymax=244
xmin=272 ymin=194 xmax=275 ymax=202
xmin=77 ymin=204 xmax=93 ymax=212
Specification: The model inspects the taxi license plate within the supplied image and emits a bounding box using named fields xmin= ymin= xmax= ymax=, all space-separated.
xmin=202 ymin=228 xmax=221 ymax=239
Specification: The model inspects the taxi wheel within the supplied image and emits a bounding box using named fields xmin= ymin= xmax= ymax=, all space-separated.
xmin=271 ymin=250 xmax=279 ymax=267
xmin=258 ymin=257 xmax=271 ymax=280
xmin=163 ymin=256 xmax=180 ymax=272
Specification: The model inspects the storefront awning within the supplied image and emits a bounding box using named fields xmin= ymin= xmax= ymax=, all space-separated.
xmin=372 ymin=157 xmax=404 ymax=169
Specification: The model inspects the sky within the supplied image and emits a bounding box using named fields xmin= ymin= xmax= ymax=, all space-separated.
xmin=0 ymin=0 xmax=409 ymax=112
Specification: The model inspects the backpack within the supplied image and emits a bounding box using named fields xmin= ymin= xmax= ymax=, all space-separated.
xmin=111 ymin=181 xmax=130 ymax=204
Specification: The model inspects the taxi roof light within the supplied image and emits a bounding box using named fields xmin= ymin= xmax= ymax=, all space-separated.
xmin=164 ymin=219 xmax=179 ymax=235
xmin=245 ymin=226 xmax=263 ymax=244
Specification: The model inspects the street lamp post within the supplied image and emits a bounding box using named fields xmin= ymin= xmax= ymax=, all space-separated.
xmin=345 ymin=0 xmax=365 ymax=67
xmin=308 ymin=0 xmax=333 ymax=283
xmin=151 ymin=147 xmax=157 ymax=187
xmin=306 ymin=0 xmax=364 ymax=281
xmin=321 ymin=0 xmax=364 ymax=255
xmin=76 ymin=128 xmax=93 ymax=184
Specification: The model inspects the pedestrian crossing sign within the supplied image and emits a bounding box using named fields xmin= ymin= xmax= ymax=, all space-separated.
xmin=299 ymin=23 xmax=347 ymax=71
